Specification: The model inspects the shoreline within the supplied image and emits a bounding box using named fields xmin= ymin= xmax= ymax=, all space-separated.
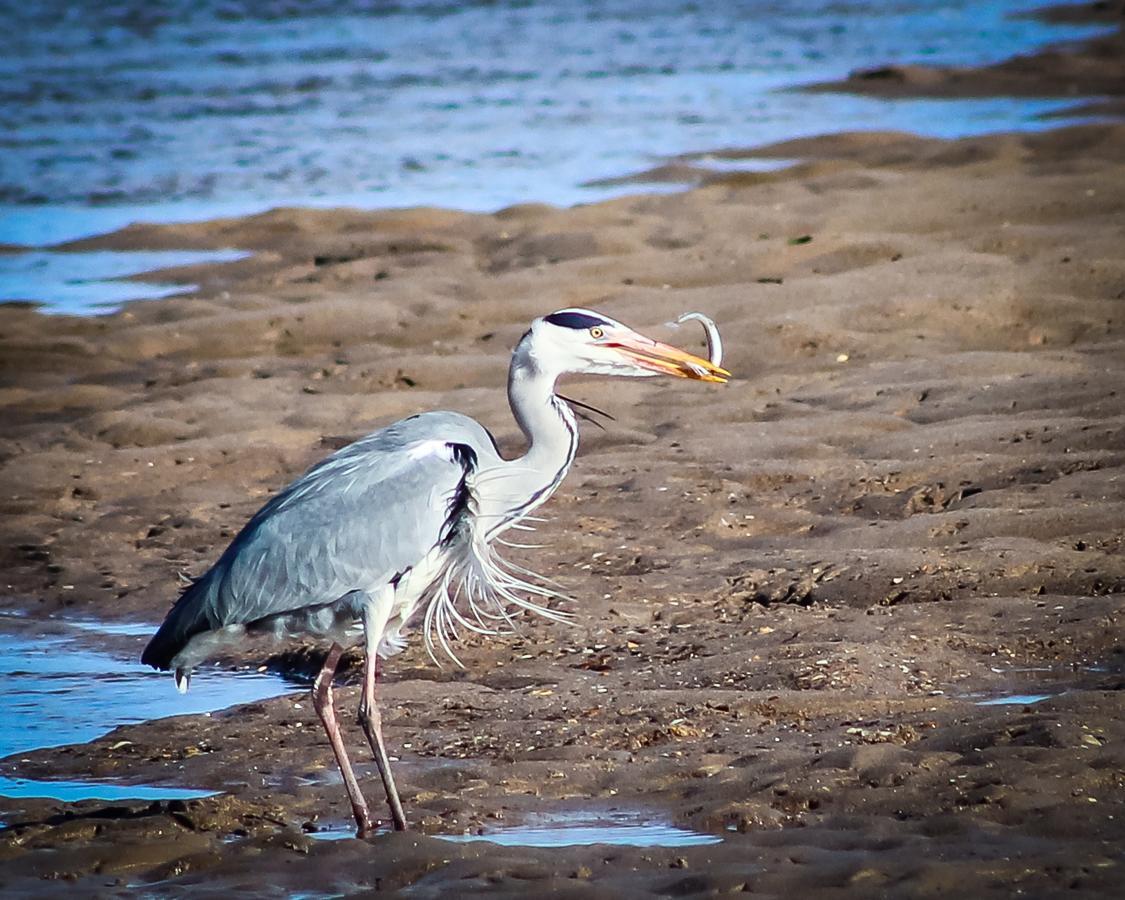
xmin=801 ymin=0 xmax=1125 ymax=118
xmin=2 ymin=3 xmax=1121 ymax=263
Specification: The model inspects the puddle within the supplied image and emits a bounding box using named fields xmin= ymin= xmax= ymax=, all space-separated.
xmin=308 ymin=815 xmax=721 ymax=848
xmin=442 ymin=819 xmax=722 ymax=848
xmin=0 ymin=775 xmax=215 ymax=803
xmin=288 ymin=895 xmax=346 ymax=900
xmin=968 ymin=663 xmax=1116 ymax=708
xmin=0 ymin=620 xmax=307 ymax=763
xmin=0 ymin=248 xmax=249 ymax=315
xmin=306 ymin=825 xmax=360 ymax=842
xmin=305 ymin=811 xmax=722 ymax=847
xmin=977 ymin=693 xmax=1054 ymax=707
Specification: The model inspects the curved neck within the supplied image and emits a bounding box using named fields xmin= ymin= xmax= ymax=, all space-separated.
xmin=478 ymin=337 xmax=578 ymax=534
xmin=509 ymin=355 xmax=576 ymax=471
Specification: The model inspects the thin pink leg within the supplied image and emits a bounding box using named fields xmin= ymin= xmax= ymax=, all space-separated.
xmin=359 ymin=649 xmax=407 ymax=831
xmin=312 ymin=642 xmax=376 ymax=836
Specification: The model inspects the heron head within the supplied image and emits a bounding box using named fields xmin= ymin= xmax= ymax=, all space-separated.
xmin=529 ymin=308 xmax=730 ymax=383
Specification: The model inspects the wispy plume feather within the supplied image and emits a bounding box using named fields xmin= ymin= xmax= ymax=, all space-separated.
xmin=422 ymin=487 xmax=573 ymax=667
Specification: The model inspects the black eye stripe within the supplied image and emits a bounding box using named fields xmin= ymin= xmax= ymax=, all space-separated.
xmin=545 ymin=311 xmax=609 ymax=330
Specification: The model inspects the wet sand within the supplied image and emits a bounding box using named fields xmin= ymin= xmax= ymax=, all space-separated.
xmin=2 ymin=14 xmax=1125 ymax=899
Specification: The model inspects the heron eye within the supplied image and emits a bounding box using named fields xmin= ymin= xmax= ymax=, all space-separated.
xmin=589 ymin=326 xmax=604 ymax=339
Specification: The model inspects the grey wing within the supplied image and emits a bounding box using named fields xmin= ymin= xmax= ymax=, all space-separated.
xmin=205 ymin=412 xmax=495 ymax=627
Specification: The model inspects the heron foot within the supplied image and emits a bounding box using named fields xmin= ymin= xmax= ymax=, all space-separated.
xmin=355 ymin=815 xmax=380 ymax=838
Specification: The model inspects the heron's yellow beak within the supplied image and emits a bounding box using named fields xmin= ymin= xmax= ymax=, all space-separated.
xmin=608 ymin=334 xmax=731 ymax=383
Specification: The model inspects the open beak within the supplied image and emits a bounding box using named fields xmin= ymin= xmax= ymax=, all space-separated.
xmin=608 ymin=333 xmax=731 ymax=383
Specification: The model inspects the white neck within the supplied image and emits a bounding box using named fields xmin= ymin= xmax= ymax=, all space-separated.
xmin=477 ymin=333 xmax=579 ymax=535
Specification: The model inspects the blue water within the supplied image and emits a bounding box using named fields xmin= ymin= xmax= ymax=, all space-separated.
xmin=0 ymin=0 xmax=1106 ymax=245
xmin=0 ymin=1 xmax=1109 ymax=312
xmin=307 ymin=810 xmax=723 ymax=847
xmin=0 ymin=775 xmax=215 ymax=803
xmin=977 ymin=693 xmax=1054 ymax=706
xmin=0 ymin=621 xmax=306 ymax=762
xmin=0 ymin=248 xmax=248 ymax=314
xmin=442 ymin=820 xmax=723 ymax=848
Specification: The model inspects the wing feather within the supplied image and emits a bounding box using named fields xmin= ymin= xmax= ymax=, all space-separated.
xmin=203 ymin=413 xmax=490 ymax=627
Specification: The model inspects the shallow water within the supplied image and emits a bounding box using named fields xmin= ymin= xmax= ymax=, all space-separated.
xmin=0 ymin=775 xmax=215 ymax=803
xmin=977 ymin=693 xmax=1054 ymax=706
xmin=308 ymin=810 xmax=722 ymax=847
xmin=0 ymin=618 xmax=306 ymax=764
xmin=442 ymin=819 xmax=723 ymax=848
xmin=968 ymin=661 xmax=1117 ymax=707
xmin=0 ymin=248 xmax=249 ymax=314
xmin=0 ymin=0 xmax=1107 ymax=257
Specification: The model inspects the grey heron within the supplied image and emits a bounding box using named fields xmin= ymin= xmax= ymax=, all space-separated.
xmin=141 ymin=308 xmax=729 ymax=835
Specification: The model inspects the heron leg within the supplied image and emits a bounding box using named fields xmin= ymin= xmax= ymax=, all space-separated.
xmin=359 ymin=647 xmax=408 ymax=831
xmin=312 ymin=642 xmax=376 ymax=836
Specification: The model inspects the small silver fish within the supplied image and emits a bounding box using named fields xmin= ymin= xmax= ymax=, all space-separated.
xmin=670 ymin=311 xmax=724 ymax=375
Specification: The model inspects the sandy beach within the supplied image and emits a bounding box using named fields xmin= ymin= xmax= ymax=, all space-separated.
xmin=2 ymin=3 xmax=1124 ymax=897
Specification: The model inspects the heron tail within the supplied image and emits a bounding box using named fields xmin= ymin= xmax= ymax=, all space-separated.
xmin=141 ymin=574 xmax=214 ymax=673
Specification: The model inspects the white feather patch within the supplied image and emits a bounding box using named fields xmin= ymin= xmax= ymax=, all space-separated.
xmin=406 ymin=439 xmax=452 ymax=462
